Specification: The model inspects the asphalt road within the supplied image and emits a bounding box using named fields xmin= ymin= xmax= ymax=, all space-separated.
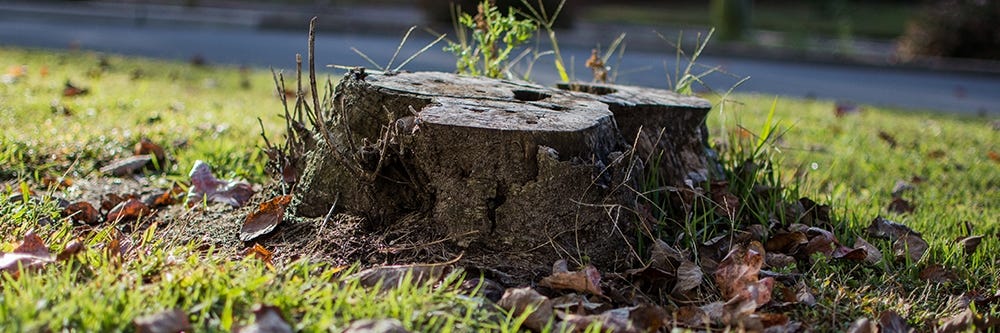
xmin=2 ymin=17 xmax=998 ymax=115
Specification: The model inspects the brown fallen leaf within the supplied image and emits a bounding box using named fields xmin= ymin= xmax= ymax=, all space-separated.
xmin=234 ymin=305 xmax=292 ymax=333
xmin=134 ymin=308 xmax=191 ymax=333
xmin=846 ymin=317 xmax=877 ymax=333
xmin=710 ymin=183 xmax=741 ymax=219
xmin=878 ymin=131 xmax=898 ymax=148
xmin=956 ymin=235 xmax=983 ymax=255
xmin=134 ymin=138 xmax=166 ymax=163
xmin=560 ymin=307 xmax=637 ymax=333
xmin=764 ymin=231 xmax=808 ymax=254
xmin=868 ymin=216 xmax=920 ymax=240
xmin=937 ymin=308 xmax=973 ymax=333
xmin=927 ymin=149 xmax=947 ymax=159
xmin=244 ymin=243 xmax=273 ymax=267
xmin=63 ymin=80 xmax=89 ymax=97
xmin=675 ymin=305 xmax=710 ymax=328
xmin=348 ymin=260 xmax=454 ymax=290
xmin=672 ymin=259 xmax=703 ymax=296
xmin=803 ymin=227 xmax=838 ymax=257
xmin=832 ymin=247 xmax=869 ymax=262
xmin=106 ymin=198 xmax=151 ymax=222
xmin=342 ymin=319 xmax=409 ymax=333
xmin=56 ymin=238 xmax=85 ymax=261
xmin=628 ymin=304 xmax=667 ymax=333
xmin=241 ymin=195 xmax=292 ymax=242
xmin=853 ymin=237 xmax=883 ymax=265
xmin=62 ymin=201 xmax=100 ymax=225
xmin=989 ymin=151 xmax=1000 ymax=163
xmin=919 ymin=264 xmax=958 ymax=283
xmin=538 ymin=260 xmax=604 ymax=296
xmin=649 ymin=238 xmax=686 ymax=271
xmin=887 ymin=197 xmax=915 ymax=214
xmin=894 ymin=233 xmax=929 ymax=262
xmin=764 ymin=252 xmax=796 ymax=269
xmin=878 ymin=310 xmax=913 ymax=333
xmin=0 ymin=231 xmax=54 ymax=277
xmin=186 ymin=160 xmax=254 ymax=208
xmin=714 ymin=241 xmax=772 ymax=306
xmin=497 ymin=287 xmax=554 ymax=332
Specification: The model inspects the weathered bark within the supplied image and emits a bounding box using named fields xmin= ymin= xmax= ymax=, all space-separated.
xmin=557 ymin=82 xmax=720 ymax=187
xmin=295 ymin=70 xmax=641 ymax=270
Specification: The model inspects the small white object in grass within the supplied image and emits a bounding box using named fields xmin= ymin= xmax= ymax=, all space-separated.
xmin=810 ymin=162 xmax=819 ymax=170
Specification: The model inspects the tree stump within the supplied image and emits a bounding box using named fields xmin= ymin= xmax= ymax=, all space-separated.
xmin=294 ymin=70 xmax=714 ymax=273
xmin=557 ymin=82 xmax=719 ymax=187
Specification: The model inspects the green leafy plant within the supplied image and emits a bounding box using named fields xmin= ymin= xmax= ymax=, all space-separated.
xmin=445 ymin=1 xmax=536 ymax=78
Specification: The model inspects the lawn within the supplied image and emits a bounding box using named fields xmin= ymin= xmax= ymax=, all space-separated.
xmin=1 ymin=45 xmax=998 ymax=332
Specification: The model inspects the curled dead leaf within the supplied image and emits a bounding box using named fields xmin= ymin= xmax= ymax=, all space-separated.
xmin=764 ymin=252 xmax=796 ymax=269
xmin=134 ymin=309 xmax=191 ymax=333
xmin=867 ymin=217 xmax=927 ymax=261
xmin=714 ymin=241 xmax=771 ymax=306
xmin=764 ymin=231 xmax=808 ymax=254
xmin=878 ymin=310 xmax=913 ymax=333
xmin=0 ymin=231 xmax=54 ymax=278
xmin=186 ymin=160 xmax=254 ymax=208
xmin=538 ymin=260 xmax=604 ymax=296
xmin=672 ymin=259 xmax=703 ymax=296
xmin=134 ymin=138 xmax=166 ymax=163
xmin=241 ymin=195 xmax=292 ymax=242
xmin=675 ymin=305 xmax=710 ymax=328
xmin=893 ymin=233 xmax=929 ymax=262
xmin=919 ymin=264 xmax=958 ymax=283
xmin=56 ymin=238 xmax=85 ymax=261
xmin=887 ymin=197 xmax=915 ymax=214
xmin=497 ymin=287 xmax=554 ymax=332
xmin=234 ymin=304 xmax=292 ymax=333
xmin=956 ymin=235 xmax=983 ymax=255
xmin=62 ymin=201 xmax=100 ymax=225
xmin=244 ymin=243 xmax=274 ymax=267
xmin=348 ymin=261 xmax=452 ymax=290
xmin=853 ymin=237 xmax=883 ymax=265
xmin=106 ymin=198 xmax=151 ymax=222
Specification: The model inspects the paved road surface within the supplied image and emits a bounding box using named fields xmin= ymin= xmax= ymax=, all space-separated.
xmin=2 ymin=17 xmax=998 ymax=115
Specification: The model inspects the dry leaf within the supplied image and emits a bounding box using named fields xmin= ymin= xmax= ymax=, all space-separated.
xmin=919 ymin=264 xmax=958 ymax=283
xmin=106 ymin=198 xmax=151 ymax=222
xmin=100 ymin=155 xmax=154 ymax=176
xmin=186 ymin=160 xmax=254 ymax=208
xmin=710 ymin=185 xmax=740 ymax=219
xmin=887 ymin=197 xmax=915 ymax=214
xmin=989 ymin=151 xmax=1000 ymax=163
xmin=63 ymin=80 xmax=89 ymax=97
xmin=852 ymin=237 xmax=883 ymax=265
xmin=878 ymin=131 xmax=898 ymax=148
xmin=894 ymin=233 xmax=929 ymax=262
xmin=956 ymin=235 xmax=983 ymax=255
xmin=0 ymin=231 xmax=54 ymax=277
xmin=937 ymin=308 xmax=973 ymax=333
xmin=846 ymin=317 xmax=877 ymax=333
xmin=342 ymin=319 xmax=409 ymax=333
xmin=714 ymin=241 xmax=771 ymax=306
xmin=803 ymin=227 xmax=837 ymax=257
xmin=672 ymin=259 xmax=703 ymax=295
xmin=878 ymin=310 xmax=913 ymax=333
xmin=675 ymin=305 xmax=710 ymax=328
xmin=927 ymin=149 xmax=947 ymax=159
xmin=868 ymin=217 xmax=920 ymax=239
xmin=241 ymin=195 xmax=292 ymax=242
xmin=833 ymin=247 xmax=869 ymax=261
xmin=628 ymin=304 xmax=667 ymax=333
xmin=649 ymin=239 xmax=685 ymax=270
xmin=497 ymin=287 xmax=554 ymax=332
xmin=764 ymin=252 xmax=796 ymax=269
xmin=244 ymin=244 xmax=273 ymax=267
xmin=56 ymin=239 xmax=85 ymax=261
xmin=764 ymin=231 xmax=808 ymax=253
xmin=235 ymin=305 xmax=292 ymax=333
xmin=62 ymin=201 xmax=100 ymax=225
xmin=134 ymin=139 xmax=166 ymax=163
xmin=560 ymin=308 xmax=637 ymax=333
xmin=348 ymin=262 xmax=451 ymax=290
xmin=538 ymin=260 xmax=604 ymax=296
xmin=134 ymin=309 xmax=191 ymax=333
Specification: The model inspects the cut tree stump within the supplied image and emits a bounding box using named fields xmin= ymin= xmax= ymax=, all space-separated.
xmin=557 ymin=82 xmax=718 ymax=187
xmin=295 ymin=69 xmax=713 ymax=272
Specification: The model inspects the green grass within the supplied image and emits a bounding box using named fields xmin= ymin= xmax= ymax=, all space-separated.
xmin=582 ymin=2 xmax=915 ymax=40
xmin=2 ymin=45 xmax=999 ymax=331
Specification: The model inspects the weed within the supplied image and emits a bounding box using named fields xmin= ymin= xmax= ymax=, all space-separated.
xmin=445 ymin=1 xmax=536 ymax=78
